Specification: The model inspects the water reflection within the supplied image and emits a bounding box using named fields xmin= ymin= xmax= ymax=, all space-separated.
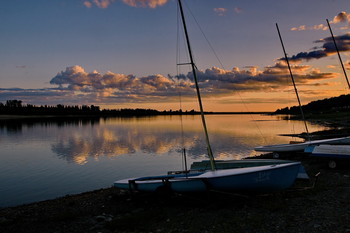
xmin=49 ymin=115 xmax=262 ymax=164
xmin=0 ymin=117 xmax=100 ymax=133
xmin=0 ymin=114 xmax=331 ymax=207
xmin=51 ymin=125 xmax=203 ymax=165
xmin=0 ymin=115 xmax=329 ymax=165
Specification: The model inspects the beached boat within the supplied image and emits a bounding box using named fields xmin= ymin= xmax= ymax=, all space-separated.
xmin=255 ymin=136 xmax=350 ymax=152
xmin=254 ymin=24 xmax=350 ymax=153
xmin=305 ymin=144 xmax=350 ymax=159
xmin=305 ymin=144 xmax=350 ymax=168
xmin=114 ymin=0 xmax=301 ymax=193
xmin=189 ymin=159 xmax=309 ymax=179
xmin=114 ymin=162 xmax=301 ymax=192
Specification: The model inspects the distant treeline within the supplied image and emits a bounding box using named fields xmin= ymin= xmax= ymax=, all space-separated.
xmin=0 ymin=100 xmax=201 ymax=116
xmin=275 ymin=94 xmax=350 ymax=115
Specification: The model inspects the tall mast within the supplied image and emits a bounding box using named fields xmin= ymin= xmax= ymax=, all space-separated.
xmin=326 ymin=19 xmax=350 ymax=90
xmin=178 ymin=0 xmax=215 ymax=170
xmin=276 ymin=23 xmax=310 ymax=141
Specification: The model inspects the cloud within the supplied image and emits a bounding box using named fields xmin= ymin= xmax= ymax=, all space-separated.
xmin=346 ymin=60 xmax=350 ymax=70
xmin=331 ymin=11 xmax=350 ymax=24
xmin=291 ymin=11 xmax=350 ymax=31
xmin=84 ymin=0 xmax=114 ymax=8
xmin=281 ymin=33 xmax=350 ymax=62
xmin=291 ymin=24 xmax=328 ymax=31
xmin=83 ymin=1 xmax=92 ymax=8
xmin=189 ymin=61 xmax=336 ymax=94
xmin=0 ymin=61 xmax=338 ymax=107
xmin=213 ymin=8 xmax=227 ymax=16
xmin=291 ymin=25 xmax=306 ymax=31
xmin=122 ymin=0 xmax=168 ymax=8
xmin=49 ymin=65 xmax=194 ymax=100
xmin=84 ymin=0 xmax=168 ymax=8
xmin=234 ymin=7 xmax=242 ymax=14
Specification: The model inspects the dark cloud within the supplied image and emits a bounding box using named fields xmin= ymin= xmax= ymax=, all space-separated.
xmin=281 ymin=33 xmax=350 ymax=62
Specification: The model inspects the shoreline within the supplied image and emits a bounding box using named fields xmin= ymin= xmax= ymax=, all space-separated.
xmin=2 ymin=115 xmax=350 ymax=232
xmin=1 ymin=155 xmax=350 ymax=233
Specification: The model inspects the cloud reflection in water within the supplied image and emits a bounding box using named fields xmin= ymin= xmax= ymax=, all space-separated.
xmin=50 ymin=116 xmax=258 ymax=165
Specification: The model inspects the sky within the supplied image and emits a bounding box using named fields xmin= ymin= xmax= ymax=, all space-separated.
xmin=1 ymin=0 xmax=350 ymax=112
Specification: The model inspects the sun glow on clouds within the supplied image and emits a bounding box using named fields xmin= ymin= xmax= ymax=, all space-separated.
xmin=47 ymin=61 xmax=337 ymax=108
xmin=2 ymin=28 xmax=349 ymax=111
xmin=291 ymin=11 xmax=350 ymax=31
xmin=0 ymin=58 xmax=341 ymax=111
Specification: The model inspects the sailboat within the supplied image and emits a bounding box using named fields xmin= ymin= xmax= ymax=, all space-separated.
xmin=254 ymin=136 xmax=350 ymax=153
xmin=254 ymin=23 xmax=350 ymax=153
xmin=296 ymin=20 xmax=350 ymax=168
xmin=114 ymin=0 xmax=301 ymax=193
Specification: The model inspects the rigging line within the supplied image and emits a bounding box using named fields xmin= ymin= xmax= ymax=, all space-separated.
xmin=276 ymin=23 xmax=310 ymax=141
xmin=184 ymin=0 xmax=267 ymax=144
xmin=183 ymin=0 xmax=225 ymax=70
xmin=326 ymin=19 xmax=350 ymax=90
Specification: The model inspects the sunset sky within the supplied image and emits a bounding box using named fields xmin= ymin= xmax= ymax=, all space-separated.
xmin=1 ymin=0 xmax=350 ymax=112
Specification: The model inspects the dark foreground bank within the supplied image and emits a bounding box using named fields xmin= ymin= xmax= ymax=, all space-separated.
xmin=1 ymin=156 xmax=350 ymax=233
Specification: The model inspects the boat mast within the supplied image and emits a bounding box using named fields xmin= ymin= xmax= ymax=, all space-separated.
xmin=326 ymin=19 xmax=350 ymax=90
xmin=178 ymin=0 xmax=216 ymax=171
xmin=276 ymin=23 xmax=310 ymax=141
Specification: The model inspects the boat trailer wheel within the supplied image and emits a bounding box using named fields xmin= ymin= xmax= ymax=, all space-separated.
xmin=328 ymin=160 xmax=337 ymax=169
xmin=273 ymin=152 xmax=279 ymax=159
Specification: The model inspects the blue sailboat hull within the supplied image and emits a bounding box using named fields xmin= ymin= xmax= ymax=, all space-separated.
xmin=198 ymin=162 xmax=300 ymax=192
xmin=114 ymin=162 xmax=301 ymax=193
xmin=114 ymin=173 xmax=207 ymax=192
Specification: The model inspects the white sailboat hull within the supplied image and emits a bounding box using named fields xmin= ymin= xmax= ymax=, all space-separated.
xmin=307 ymin=144 xmax=350 ymax=159
xmin=254 ymin=136 xmax=350 ymax=152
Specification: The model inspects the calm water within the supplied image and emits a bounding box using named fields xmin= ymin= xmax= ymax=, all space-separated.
xmin=0 ymin=114 xmax=328 ymax=207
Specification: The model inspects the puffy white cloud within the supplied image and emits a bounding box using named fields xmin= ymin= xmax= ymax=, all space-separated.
xmin=47 ymin=62 xmax=338 ymax=100
xmin=50 ymin=65 xmax=188 ymax=99
xmin=331 ymin=11 xmax=350 ymax=24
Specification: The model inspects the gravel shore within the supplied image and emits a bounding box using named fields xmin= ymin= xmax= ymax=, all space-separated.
xmin=1 ymin=155 xmax=350 ymax=233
